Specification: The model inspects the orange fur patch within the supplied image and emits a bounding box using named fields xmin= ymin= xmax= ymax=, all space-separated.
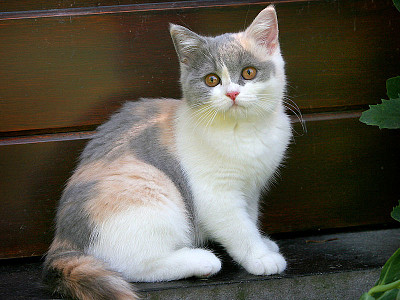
xmin=158 ymin=99 xmax=179 ymax=153
xmin=82 ymin=154 xmax=185 ymax=224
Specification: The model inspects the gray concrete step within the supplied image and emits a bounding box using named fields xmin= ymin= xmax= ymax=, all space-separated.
xmin=1 ymin=228 xmax=399 ymax=299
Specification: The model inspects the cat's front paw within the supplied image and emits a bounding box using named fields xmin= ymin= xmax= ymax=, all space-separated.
xmin=243 ymin=251 xmax=286 ymax=275
xmin=262 ymin=237 xmax=280 ymax=253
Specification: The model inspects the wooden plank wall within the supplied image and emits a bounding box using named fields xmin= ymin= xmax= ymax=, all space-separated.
xmin=0 ymin=0 xmax=399 ymax=258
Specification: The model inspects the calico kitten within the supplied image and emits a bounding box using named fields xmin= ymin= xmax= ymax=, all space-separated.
xmin=43 ymin=5 xmax=292 ymax=300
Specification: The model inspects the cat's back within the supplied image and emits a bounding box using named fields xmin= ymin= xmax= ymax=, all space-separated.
xmin=55 ymin=97 xmax=188 ymax=250
xmin=80 ymin=98 xmax=180 ymax=165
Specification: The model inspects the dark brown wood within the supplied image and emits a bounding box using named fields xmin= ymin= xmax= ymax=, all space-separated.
xmin=0 ymin=1 xmax=314 ymax=20
xmin=262 ymin=115 xmax=400 ymax=234
xmin=0 ymin=138 xmax=87 ymax=258
xmin=0 ymin=0 xmax=167 ymax=14
xmin=0 ymin=1 xmax=316 ymax=15
xmin=0 ymin=0 xmax=399 ymax=134
xmin=1 ymin=113 xmax=399 ymax=258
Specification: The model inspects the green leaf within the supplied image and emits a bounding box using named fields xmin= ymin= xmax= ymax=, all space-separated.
xmin=376 ymin=289 xmax=400 ymax=300
xmin=369 ymin=280 xmax=400 ymax=299
xmin=360 ymin=293 xmax=375 ymax=300
xmin=376 ymin=249 xmax=400 ymax=286
xmin=387 ymin=76 xmax=400 ymax=99
xmin=394 ymin=0 xmax=400 ymax=12
xmin=360 ymin=98 xmax=400 ymax=129
xmin=392 ymin=201 xmax=400 ymax=223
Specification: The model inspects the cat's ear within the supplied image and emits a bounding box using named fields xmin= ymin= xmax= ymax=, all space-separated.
xmin=170 ymin=24 xmax=205 ymax=65
xmin=244 ymin=5 xmax=279 ymax=55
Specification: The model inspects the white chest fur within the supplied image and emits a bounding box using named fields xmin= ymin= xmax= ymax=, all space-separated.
xmin=175 ymin=102 xmax=292 ymax=204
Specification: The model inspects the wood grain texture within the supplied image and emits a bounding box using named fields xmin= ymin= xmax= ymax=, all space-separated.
xmin=0 ymin=0 xmax=399 ymax=133
xmin=1 ymin=113 xmax=399 ymax=258
xmin=0 ymin=0 xmax=175 ymax=13
xmin=0 ymin=1 xmax=312 ymax=16
xmin=0 ymin=139 xmax=86 ymax=258
xmin=263 ymin=116 xmax=400 ymax=233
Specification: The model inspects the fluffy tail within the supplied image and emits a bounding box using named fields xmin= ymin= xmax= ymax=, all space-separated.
xmin=43 ymin=250 xmax=138 ymax=300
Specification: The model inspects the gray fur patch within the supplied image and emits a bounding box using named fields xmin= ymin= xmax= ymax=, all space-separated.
xmin=56 ymin=181 xmax=98 ymax=250
xmin=129 ymin=126 xmax=200 ymax=245
xmin=81 ymin=100 xmax=159 ymax=164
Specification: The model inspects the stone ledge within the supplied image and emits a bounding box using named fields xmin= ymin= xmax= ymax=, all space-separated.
xmin=139 ymin=269 xmax=381 ymax=300
xmin=1 ymin=228 xmax=399 ymax=299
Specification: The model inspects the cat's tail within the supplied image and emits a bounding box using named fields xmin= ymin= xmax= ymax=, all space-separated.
xmin=43 ymin=248 xmax=138 ymax=300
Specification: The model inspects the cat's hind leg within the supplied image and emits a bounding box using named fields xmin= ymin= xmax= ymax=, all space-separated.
xmin=138 ymin=247 xmax=221 ymax=281
xmin=89 ymin=203 xmax=221 ymax=282
xmin=84 ymin=156 xmax=221 ymax=282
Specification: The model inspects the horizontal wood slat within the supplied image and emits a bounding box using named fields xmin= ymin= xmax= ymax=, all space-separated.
xmin=1 ymin=0 xmax=399 ymax=134
xmin=1 ymin=113 xmax=399 ymax=258
xmin=0 ymin=111 xmax=359 ymax=146
xmin=0 ymin=1 xmax=311 ymax=20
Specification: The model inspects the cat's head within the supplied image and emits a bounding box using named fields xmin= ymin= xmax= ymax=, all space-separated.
xmin=170 ymin=5 xmax=286 ymax=121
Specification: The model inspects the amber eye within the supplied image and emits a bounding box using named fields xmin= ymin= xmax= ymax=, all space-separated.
xmin=205 ymin=74 xmax=220 ymax=87
xmin=242 ymin=67 xmax=257 ymax=80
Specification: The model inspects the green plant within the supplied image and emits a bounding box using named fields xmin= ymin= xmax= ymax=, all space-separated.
xmin=395 ymin=0 xmax=400 ymax=12
xmin=359 ymin=0 xmax=400 ymax=130
xmin=359 ymin=3 xmax=400 ymax=297
xmin=359 ymin=203 xmax=400 ymax=299
xmin=360 ymin=76 xmax=400 ymax=129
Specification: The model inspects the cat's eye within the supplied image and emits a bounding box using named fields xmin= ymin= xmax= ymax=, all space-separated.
xmin=242 ymin=67 xmax=257 ymax=80
xmin=205 ymin=74 xmax=220 ymax=87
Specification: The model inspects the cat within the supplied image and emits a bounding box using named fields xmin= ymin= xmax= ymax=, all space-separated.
xmin=43 ymin=5 xmax=292 ymax=300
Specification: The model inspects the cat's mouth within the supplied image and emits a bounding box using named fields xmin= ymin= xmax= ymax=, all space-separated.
xmin=230 ymin=102 xmax=244 ymax=110
xmin=228 ymin=98 xmax=248 ymax=110
xmin=226 ymin=101 xmax=250 ymax=118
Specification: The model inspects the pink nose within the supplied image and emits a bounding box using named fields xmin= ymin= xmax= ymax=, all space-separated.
xmin=226 ymin=91 xmax=239 ymax=101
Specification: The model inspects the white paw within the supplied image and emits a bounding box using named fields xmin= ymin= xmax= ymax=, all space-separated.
xmin=262 ymin=237 xmax=280 ymax=253
xmin=190 ymin=249 xmax=222 ymax=277
xmin=243 ymin=251 xmax=287 ymax=275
